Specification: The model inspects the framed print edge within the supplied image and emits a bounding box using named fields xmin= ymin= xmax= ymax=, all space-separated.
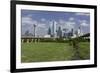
xmin=10 ymin=0 xmax=97 ymax=73
xmin=11 ymin=1 xmax=16 ymax=72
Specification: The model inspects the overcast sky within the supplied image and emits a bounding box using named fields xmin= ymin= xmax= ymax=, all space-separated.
xmin=21 ymin=10 xmax=90 ymax=36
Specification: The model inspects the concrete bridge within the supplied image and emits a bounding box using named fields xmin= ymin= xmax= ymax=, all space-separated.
xmin=21 ymin=33 xmax=90 ymax=43
xmin=21 ymin=36 xmax=57 ymax=43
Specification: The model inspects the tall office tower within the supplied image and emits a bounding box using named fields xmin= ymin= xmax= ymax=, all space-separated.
xmin=57 ymin=26 xmax=62 ymax=38
xmin=51 ymin=21 xmax=57 ymax=38
xmin=71 ymin=28 xmax=74 ymax=36
xmin=77 ymin=27 xmax=81 ymax=36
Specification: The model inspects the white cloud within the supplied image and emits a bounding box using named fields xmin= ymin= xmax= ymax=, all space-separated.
xmin=59 ymin=19 xmax=65 ymax=24
xmin=36 ymin=23 xmax=47 ymax=36
xmin=75 ymin=12 xmax=90 ymax=16
xmin=65 ymin=21 xmax=75 ymax=29
xmin=58 ymin=19 xmax=75 ymax=31
xmin=22 ymin=16 xmax=37 ymax=25
xmin=37 ymin=23 xmax=46 ymax=28
xmin=80 ymin=22 xmax=89 ymax=27
xmin=69 ymin=17 xmax=74 ymax=21
xmin=41 ymin=18 xmax=46 ymax=22
xmin=79 ymin=20 xmax=89 ymax=27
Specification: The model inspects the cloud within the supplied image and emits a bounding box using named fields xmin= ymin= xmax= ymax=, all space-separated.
xmin=37 ymin=23 xmax=46 ymax=28
xmin=22 ymin=16 xmax=37 ymax=25
xmin=36 ymin=23 xmax=48 ymax=36
xmin=80 ymin=22 xmax=89 ymax=27
xmin=58 ymin=19 xmax=75 ymax=31
xmin=75 ymin=12 xmax=90 ymax=16
xmin=79 ymin=20 xmax=89 ymax=27
xmin=79 ymin=20 xmax=87 ymax=23
xmin=65 ymin=21 xmax=75 ymax=29
xmin=22 ymin=15 xmax=49 ymax=36
xmin=41 ymin=18 xmax=46 ymax=22
xmin=59 ymin=19 xmax=66 ymax=25
xmin=69 ymin=17 xmax=74 ymax=21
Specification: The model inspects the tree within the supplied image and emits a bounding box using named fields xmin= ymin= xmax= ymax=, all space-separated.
xmin=68 ymin=35 xmax=83 ymax=60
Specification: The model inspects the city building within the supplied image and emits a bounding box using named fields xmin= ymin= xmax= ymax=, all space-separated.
xmin=50 ymin=21 xmax=57 ymax=38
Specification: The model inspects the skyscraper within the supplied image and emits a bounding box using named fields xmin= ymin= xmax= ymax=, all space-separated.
xmin=51 ymin=21 xmax=57 ymax=38
xmin=57 ymin=26 xmax=62 ymax=38
xmin=78 ymin=27 xmax=81 ymax=36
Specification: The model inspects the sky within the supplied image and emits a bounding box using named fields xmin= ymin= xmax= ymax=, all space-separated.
xmin=21 ymin=9 xmax=90 ymax=37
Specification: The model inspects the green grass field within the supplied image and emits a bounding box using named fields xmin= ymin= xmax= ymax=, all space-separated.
xmin=21 ymin=42 xmax=90 ymax=63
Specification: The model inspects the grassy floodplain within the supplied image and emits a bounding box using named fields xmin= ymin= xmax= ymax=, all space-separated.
xmin=21 ymin=41 xmax=90 ymax=63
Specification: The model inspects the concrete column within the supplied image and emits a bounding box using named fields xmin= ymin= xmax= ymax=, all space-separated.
xmin=21 ymin=39 xmax=24 ymax=43
xmin=27 ymin=39 xmax=29 ymax=43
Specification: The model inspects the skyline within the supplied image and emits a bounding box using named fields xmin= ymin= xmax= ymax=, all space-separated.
xmin=21 ymin=9 xmax=90 ymax=37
